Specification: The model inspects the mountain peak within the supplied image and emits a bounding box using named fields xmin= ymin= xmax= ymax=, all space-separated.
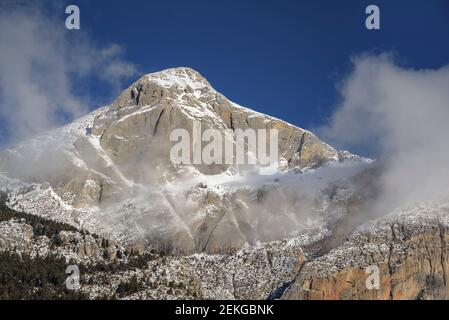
xmin=0 ymin=65 xmax=363 ymax=257
xmin=110 ymin=67 xmax=214 ymax=110
xmin=143 ymin=67 xmax=212 ymax=91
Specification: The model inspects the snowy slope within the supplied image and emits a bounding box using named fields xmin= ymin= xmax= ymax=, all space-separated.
xmin=0 ymin=67 xmax=371 ymax=253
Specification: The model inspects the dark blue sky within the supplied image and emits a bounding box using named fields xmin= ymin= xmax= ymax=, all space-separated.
xmin=55 ymin=0 xmax=449 ymax=130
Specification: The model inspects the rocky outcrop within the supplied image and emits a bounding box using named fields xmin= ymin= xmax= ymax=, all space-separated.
xmin=0 ymin=67 xmax=351 ymax=254
xmin=0 ymin=67 xmax=339 ymax=207
xmin=282 ymin=202 xmax=449 ymax=300
xmin=2 ymin=68 xmax=449 ymax=300
xmin=3 ymin=179 xmax=449 ymax=300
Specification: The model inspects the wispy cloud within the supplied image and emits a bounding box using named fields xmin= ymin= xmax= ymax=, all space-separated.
xmin=0 ymin=2 xmax=138 ymax=145
xmin=320 ymin=54 xmax=449 ymax=211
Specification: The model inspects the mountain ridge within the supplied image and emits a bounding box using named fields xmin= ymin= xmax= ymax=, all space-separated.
xmin=1 ymin=68 xmax=449 ymax=299
xmin=0 ymin=67 xmax=367 ymax=255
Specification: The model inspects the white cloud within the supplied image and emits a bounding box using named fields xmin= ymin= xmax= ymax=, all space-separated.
xmin=0 ymin=3 xmax=138 ymax=145
xmin=320 ymin=54 xmax=449 ymax=212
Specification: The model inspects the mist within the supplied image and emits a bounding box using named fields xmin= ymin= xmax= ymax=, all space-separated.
xmin=320 ymin=53 xmax=449 ymax=214
xmin=0 ymin=2 xmax=137 ymax=146
xmin=2 ymin=8 xmax=449 ymax=253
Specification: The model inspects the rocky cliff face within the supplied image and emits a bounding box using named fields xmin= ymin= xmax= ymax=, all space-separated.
xmin=1 ymin=68 xmax=449 ymax=299
xmin=102 ymin=68 xmax=338 ymax=175
xmin=0 ymin=67 xmax=356 ymax=254
xmin=282 ymin=202 xmax=449 ymax=300
xmin=0 ymin=68 xmax=339 ymax=207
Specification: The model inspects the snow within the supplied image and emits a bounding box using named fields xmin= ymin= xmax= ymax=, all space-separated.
xmin=0 ymin=66 xmax=375 ymax=259
xmin=164 ymin=158 xmax=373 ymax=196
xmin=145 ymin=67 xmax=213 ymax=92
xmin=116 ymin=103 xmax=159 ymax=124
xmin=85 ymin=134 xmax=134 ymax=188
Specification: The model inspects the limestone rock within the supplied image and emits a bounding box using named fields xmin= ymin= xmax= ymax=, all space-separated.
xmin=0 ymin=67 xmax=351 ymax=255
xmin=282 ymin=203 xmax=449 ymax=300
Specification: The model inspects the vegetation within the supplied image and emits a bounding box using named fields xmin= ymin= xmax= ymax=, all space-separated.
xmin=0 ymin=192 xmax=165 ymax=300
xmin=0 ymin=192 xmax=102 ymax=246
xmin=0 ymin=192 xmax=78 ymax=238
xmin=79 ymin=252 xmax=158 ymax=273
xmin=0 ymin=251 xmax=88 ymax=300
xmin=116 ymin=275 xmax=145 ymax=297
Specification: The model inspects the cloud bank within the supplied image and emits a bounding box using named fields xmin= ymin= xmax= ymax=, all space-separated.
xmin=0 ymin=3 xmax=138 ymax=145
xmin=321 ymin=54 xmax=449 ymax=213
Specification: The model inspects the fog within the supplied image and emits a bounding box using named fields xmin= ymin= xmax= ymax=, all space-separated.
xmin=0 ymin=2 xmax=137 ymax=146
xmin=320 ymin=54 xmax=449 ymax=214
xmin=1 ymin=3 xmax=449 ymax=249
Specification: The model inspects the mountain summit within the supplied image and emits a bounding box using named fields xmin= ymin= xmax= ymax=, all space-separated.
xmin=1 ymin=68 xmax=448 ymax=300
xmin=0 ymin=67 xmax=362 ymax=253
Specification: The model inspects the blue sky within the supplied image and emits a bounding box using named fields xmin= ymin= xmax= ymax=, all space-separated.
xmin=1 ymin=0 xmax=448 ymax=149
xmin=66 ymin=0 xmax=449 ymax=129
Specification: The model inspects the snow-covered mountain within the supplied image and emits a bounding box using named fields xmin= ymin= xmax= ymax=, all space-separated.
xmin=1 ymin=68 xmax=449 ymax=300
xmin=0 ymin=67 xmax=369 ymax=254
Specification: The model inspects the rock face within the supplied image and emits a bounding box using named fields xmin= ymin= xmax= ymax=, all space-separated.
xmin=282 ymin=202 xmax=449 ymax=300
xmin=102 ymin=68 xmax=337 ymax=175
xmin=0 ymin=68 xmax=338 ymax=206
xmin=2 ymin=67 xmax=449 ymax=300
xmin=0 ymin=67 xmax=351 ymax=254
xmin=4 ymin=188 xmax=449 ymax=300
